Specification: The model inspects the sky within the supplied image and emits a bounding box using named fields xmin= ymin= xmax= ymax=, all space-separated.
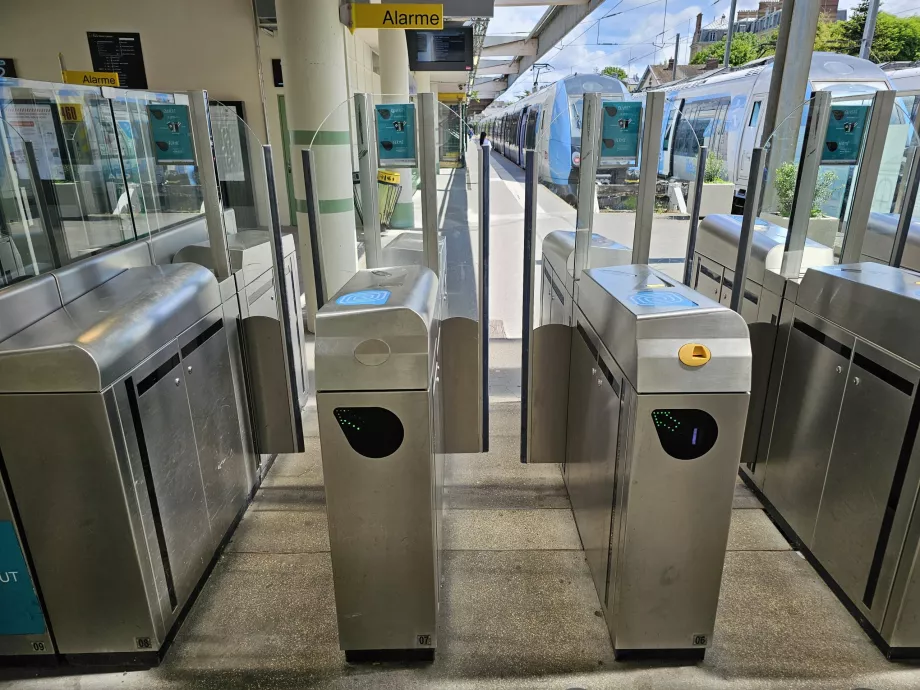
xmin=483 ymin=0 xmax=920 ymax=100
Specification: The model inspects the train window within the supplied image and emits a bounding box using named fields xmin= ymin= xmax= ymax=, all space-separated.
xmin=748 ymin=101 xmax=761 ymax=127
xmin=570 ymin=97 xmax=583 ymax=136
xmin=674 ymin=96 xmax=731 ymax=159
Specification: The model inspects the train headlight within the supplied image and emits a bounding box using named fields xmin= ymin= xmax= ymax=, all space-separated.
xmin=572 ymin=151 xmax=580 ymax=167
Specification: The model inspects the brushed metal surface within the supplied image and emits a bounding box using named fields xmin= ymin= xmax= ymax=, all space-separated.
xmin=51 ymin=240 xmax=151 ymax=305
xmin=147 ymin=217 xmax=209 ymax=265
xmin=884 ymin=489 xmax=920 ymax=647
xmin=182 ymin=318 xmax=249 ymax=545
xmin=135 ymin=352 xmax=212 ymax=610
xmin=811 ymin=341 xmax=919 ymax=626
xmin=0 ymin=274 xmax=62 ymax=345
xmin=565 ymin=322 xmax=621 ymax=605
xmin=283 ymin=255 xmax=309 ymax=408
xmin=610 ymin=392 xmax=747 ymax=651
xmin=243 ymin=315 xmax=301 ymax=453
xmin=221 ymin=296 xmax=258 ymax=491
xmin=797 ymin=263 xmax=920 ymax=367
xmin=440 ymin=317 xmax=482 ymax=453
xmin=862 ymin=211 xmax=920 ymax=272
xmin=0 ymin=393 xmax=160 ymax=654
xmin=528 ymin=324 xmax=572 ymax=463
xmin=696 ymin=214 xmax=834 ymax=284
xmin=318 ymin=390 xmax=438 ymax=651
xmin=316 ymin=265 xmax=438 ymax=393
xmin=542 ymin=230 xmax=631 ymax=298
xmin=579 ymin=265 xmax=751 ymax=394
xmin=762 ymin=309 xmax=853 ymax=546
xmin=173 ymin=230 xmax=296 ymax=289
xmin=0 ymin=264 xmax=220 ymax=393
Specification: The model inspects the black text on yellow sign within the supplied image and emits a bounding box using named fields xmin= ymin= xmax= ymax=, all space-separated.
xmin=62 ymin=70 xmax=120 ymax=87
xmin=57 ymin=103 xmax=84 ymax=123
xmin=350 ymin=3 xmax=443 ymax=31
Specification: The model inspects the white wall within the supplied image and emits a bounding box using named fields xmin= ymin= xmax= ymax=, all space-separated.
xmin=0 ymin=0 xmax=267 ymax=142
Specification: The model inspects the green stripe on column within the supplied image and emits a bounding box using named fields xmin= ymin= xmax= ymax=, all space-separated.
xmin=295 ymin=198 xmax=354 ymax=214
xmin=292 ymin=130 xmax=351 ymax=146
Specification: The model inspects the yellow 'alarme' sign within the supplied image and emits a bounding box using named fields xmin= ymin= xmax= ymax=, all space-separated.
xmin=62 ymin=70 xmax=120 ymax=87
xmin=350 ymin=3 xmax=443 ymax=31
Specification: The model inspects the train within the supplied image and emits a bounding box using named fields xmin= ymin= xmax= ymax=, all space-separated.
xmin=655 ymin=52 xmax=895 ymax=212
xmin=480 ymin=54 xmax=900 ymax=214
xmin=477 ymin=74 xmax=631 ymax=203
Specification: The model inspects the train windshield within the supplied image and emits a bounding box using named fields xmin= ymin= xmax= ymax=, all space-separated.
xmin=569 ymin=93 xmax=625 ymax=139
xmin=811 ymin=81 xmax=888 ymax=98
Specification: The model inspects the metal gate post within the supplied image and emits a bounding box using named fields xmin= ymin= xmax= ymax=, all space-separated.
xmin=633 ymin=91 xmax=665 ymax=265
xmin=731 ymin=147 xmax=765 ymax=313
xmin=574 ymin=92 xmax=602 ymax=281
xmin=418 ymin=92 xmax=440 ymax=275
xmin=355 ymin=93 xmax=382 ymax=269
xmin=683 ymin=144 xmax=708 ymax=285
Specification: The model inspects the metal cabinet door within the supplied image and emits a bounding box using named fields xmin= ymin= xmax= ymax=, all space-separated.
xmin=762 ymin=313 xmax=853 ymax=546
xmin=540 ymin=264 xmax=552 ymax=327
xmin=581 ymin=353 xmax=621 ymax=607
xmin=694 ymin=255 xmax=722 ymax=302
xmin=719 ymin=269 xmax=761 ymax=323
xmin=182 ymin=321 xmax=249 ymax=545
xmin=564 ymin=324 xmax=595 ymax=490
xmin=811 ymin=343 xmax=920 ymax=626
xmin=135 ymin=352 xmax=212 ymax=609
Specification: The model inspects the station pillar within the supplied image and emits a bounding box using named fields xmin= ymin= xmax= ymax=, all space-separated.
xmin=414 ymin=72 xmax=432 ymax=94
xmin=379 ymin=28 xmax=416 ymax=229
xmin=276 ymin=0 xmax=358 ymax=321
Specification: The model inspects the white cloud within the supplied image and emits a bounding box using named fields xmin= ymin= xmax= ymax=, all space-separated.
xmin=487 ymin=6 xmax=547 ymax=36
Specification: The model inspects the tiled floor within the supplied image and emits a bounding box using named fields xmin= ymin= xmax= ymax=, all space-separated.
xmin=6 ymin=391 xmax=920 ymax=690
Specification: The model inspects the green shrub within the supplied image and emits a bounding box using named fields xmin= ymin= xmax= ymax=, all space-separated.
xmin=774 ymin=162 xmax=838 ymax=218
xmin=704 ymin=152 xmax=729 ymax=183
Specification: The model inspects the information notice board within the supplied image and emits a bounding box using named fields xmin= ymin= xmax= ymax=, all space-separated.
xmin=87 ymin=32 xmax=148 ymax=89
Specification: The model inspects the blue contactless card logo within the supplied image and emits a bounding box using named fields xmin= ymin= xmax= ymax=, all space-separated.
xmin=336 ymin=290 xmax=391 ymax=306
xmin=628 ymin=290 xmax=697 ymax=308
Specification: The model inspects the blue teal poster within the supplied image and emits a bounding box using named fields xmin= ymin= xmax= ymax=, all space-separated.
xmin=147 ymin=104 xmax=195 ymax=165
xmin=0 ymin=521 xmax=46 ymax=635
xmin=376 ymin=103 xmax=417 ymax=168
xmin=600 ymin=101 xmax=642 ymax=166
xmin=822 ymin=105 xmax=869 ymax=164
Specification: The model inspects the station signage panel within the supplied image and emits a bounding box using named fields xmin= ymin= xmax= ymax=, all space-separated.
xmin=375 ymin=103 xmax=417 ymax=168
xmin=600 ymin=101 xmax=641 ymax=166
xmin=822 ymin=105 xmax=869 ymax=165
xmin=0 ymin=521 xmax=46 ymax=636
xmin=349 ymin=3 xmax=443 ymax=31
xmin=87 ymin=31 xmax=148 ymax=89
xmin=0 ymin=58 xmax=17 ymax=78
xmin=62 ymin=70 xmax=119 ymax=87
xmin=146 ymin=104 xmax=195 ymax=165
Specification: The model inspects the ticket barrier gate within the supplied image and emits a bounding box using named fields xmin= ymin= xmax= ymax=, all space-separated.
xmin=755 ymin=263 xmax=920 ymax=659
xmin=548 ymin=264 xmax=751 ymax=659
xmin=861 ymin=212 xmax=920 ymax=272
xmin=689 ymin=214 xmax=834 ymax=475
xmin=315 ymin=265 xmax=443 ymax=661
xmin=0 ymin=265 xmax=251 ymax=664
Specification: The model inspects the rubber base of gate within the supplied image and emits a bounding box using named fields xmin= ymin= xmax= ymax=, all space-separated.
xmin=613 ymin=648 xmax=706 ymax=663
xmin=345 ymin=648 xmax=436 ymax=663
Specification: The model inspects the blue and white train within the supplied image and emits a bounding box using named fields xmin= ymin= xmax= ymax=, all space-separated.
xmin=655 ymin=52 xmax=895 ymax=211
xmin=478 ymin=74 xmax=631 ymax=203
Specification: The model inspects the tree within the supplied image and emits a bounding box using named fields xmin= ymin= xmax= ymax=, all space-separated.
xmin=690 ymin=32 xmax=768 ymax=67
xmin=600 ymin=66 xmax=628 ymax=80
xmin=831 ymin=1 xmax=920 ymax=62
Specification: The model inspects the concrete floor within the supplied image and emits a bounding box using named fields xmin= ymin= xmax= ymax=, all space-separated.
xmin=6 ymin=149 xmax=920 ymax=689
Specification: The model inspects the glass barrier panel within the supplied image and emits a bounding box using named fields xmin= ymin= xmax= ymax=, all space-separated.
xmin=0 ymin=118 xmax=52 ymax=285
xmin=106 ymin=89 xmax=203 ymax=239
xmin=210 ymin=100 xmax=271 ymax=233
xmin=647 ymin=95 xmax=705 ymax=283
xmin=1 ymin=78 xmax=137 ymax=264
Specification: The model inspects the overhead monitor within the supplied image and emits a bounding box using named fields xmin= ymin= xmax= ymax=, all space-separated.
xmin=407 ymin=25 xmax=473 ymax=72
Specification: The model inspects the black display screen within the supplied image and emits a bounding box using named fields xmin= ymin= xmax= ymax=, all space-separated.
xmin=407 ymin=26 xmax=473 ymax=71
xmin=334 ymin=407 xmax=404 ymax=458
xmin=651 ymin=409 xmax=718 ymax=460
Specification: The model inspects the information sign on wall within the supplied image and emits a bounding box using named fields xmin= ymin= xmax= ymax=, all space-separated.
xmin=87 ymin=32 xmax=148 ymax=89
xmin=0 ymin=521 xmax=46 ymax=636
xmin=822 ymin=105 xmax=869 ymax=164
xmin=349 ymin=3 xmax=443 ymax=31
xmin=376 ymin=103 xmax=417 ymax=168
xmin=146 ymin=104 xmax=195 ymax=165
xmin=62 ymin=70 xmax=119 ymax=87
xmin=600 ymin=101 xmax=642 ymax=166
xmin=1 ymin=103 xmax=66 ymax=180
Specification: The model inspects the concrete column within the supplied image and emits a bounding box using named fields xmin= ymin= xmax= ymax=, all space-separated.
xmin=378 ymin=29 xmax=416 ymax=229
xmin=277 ymin=0 xmax=358 ymax=317
xmin=414 ymin=71 xmax=432 ymax=94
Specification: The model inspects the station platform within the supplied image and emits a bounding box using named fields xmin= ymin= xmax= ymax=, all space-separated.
xmin=4 ymin=146 xmax=920 ymax=690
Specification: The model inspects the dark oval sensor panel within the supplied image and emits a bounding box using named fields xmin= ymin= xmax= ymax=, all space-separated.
xmin=334 ymin=406 xmax=404 ymax=458
xmin=651 ymin=409 xmax=719 ymax=460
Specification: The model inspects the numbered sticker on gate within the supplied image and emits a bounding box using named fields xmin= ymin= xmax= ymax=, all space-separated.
xmin=0 ymin=521 xmax=47 ymax=636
